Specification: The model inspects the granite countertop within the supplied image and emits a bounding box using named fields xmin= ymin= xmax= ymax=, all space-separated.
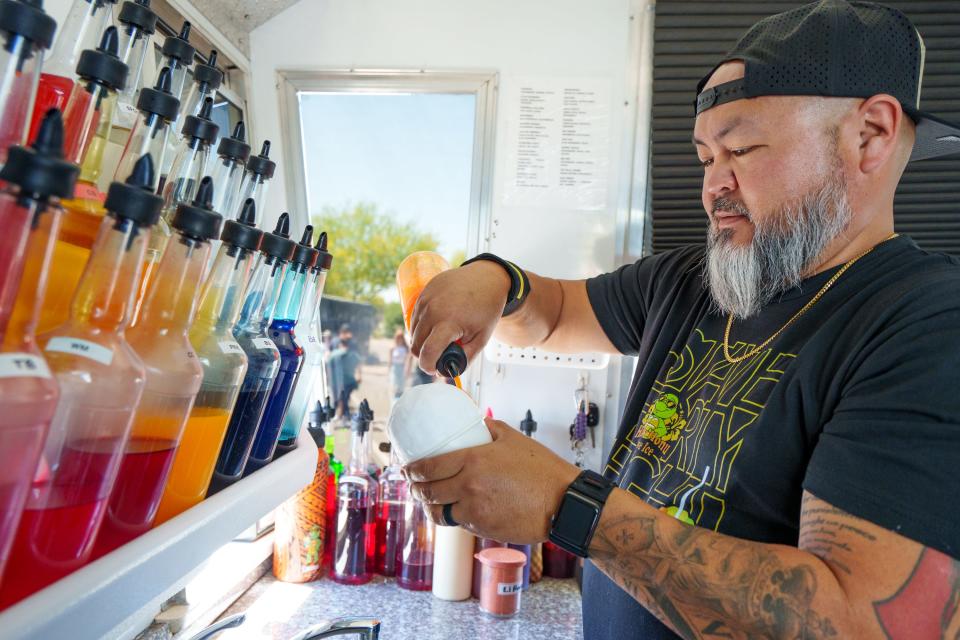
xmin=216 ymin=573 xmax=583 ymax=640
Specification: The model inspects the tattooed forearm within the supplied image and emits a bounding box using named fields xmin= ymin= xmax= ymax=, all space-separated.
xmin=589 ymin=490 xmax=844 ymax=640
xmin=799 ymin=496 xmax=875 ymax=576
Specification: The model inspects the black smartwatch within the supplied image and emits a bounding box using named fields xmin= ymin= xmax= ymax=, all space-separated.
xmin=460 ymin=253 xmax=531 ymax=317
xmin=549 ymin=470 xmax=616 ymax=558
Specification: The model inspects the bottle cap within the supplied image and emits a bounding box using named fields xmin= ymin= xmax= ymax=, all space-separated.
xmin=322 ymin=395 xmax=335 ymax=422
xmin=216 ymin=121 xmax=250 ymax=162
xmin=0 ymin=109 xmax=78 ymax=200
xmin=117 ymin=0 xmax=156 ymax=35
xmin=191 ymin=49 xmax=222 ymax=90
xmin=312 ymin=230 xmax=333 ymax=272
xmin=258 ymin=211 xmax=296 ymax=261
xmin=245 ymin=140 xmax=275 ymax=179
xmin=290 ymin=224 xmax=319 ymax=267
xmin=476 ymin=547 xmax=527 ymax=569
xmin=219 ymin=197 xmax=263 ymax=251
xmin=104 ymin=153 xmax=163 ymax=226
xmin=307 ymin=401 xmax=327 ymax=449
xmin=172 ymin=176 xmax=222 ymax=241
xmin=351 ymin=399 xmax=373 ymax=435
xmin=0 ymin=0 xmax=57 ymax=49
xmin=161 ymin=20 xmax=194 ymax=65
xmin=76 ymin=26 xmax=128 ymax=91
xmin=135 ymin=66 xmax=179 ymax=121
xmin=437 ymin=343 xmax=467 ymax=379
xmin=180 ymin=96 xmax=219 ymax=144
xmin=520 ymin=410 xmax=537 ymax=437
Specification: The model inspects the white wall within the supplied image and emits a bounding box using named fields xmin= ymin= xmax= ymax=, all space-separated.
xmin=250 ymin=0 xmax=642 ymax=469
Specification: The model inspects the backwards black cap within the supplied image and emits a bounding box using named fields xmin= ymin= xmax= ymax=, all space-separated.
xmin=172 ymin=176 xmax=222 ymax=241
xmin=313 ymin=230 xmax=332 ymax=271
xmin=259 ymin=211 xmax=296 ymax=261
xmin=104 ymin=153 xmax=163 ymax=226
xmin=118 ymin=0 xmax=156 ymax=35
xmin=161 ymin=20 xmax=194 ymax=65
xmin=219 ymin=197 xmax=263 ymax=251
xmin=191 ymin=49 xmax=222 ymax=90
xmin=290 ymin=224 xmax=319 ymax=268
xmin=76 ymin=26 xmax=128 ymax=92
xmin=136 ymin=66 xmax=179 ymax=122
xmin=694 ymin=0 xmax=960 ymax=162
xmin=0 ymin=0 xmax=57 ymax=50
xmin=180 ymin=96 xmax=219 ymax=145
xmin=245 ymin=140 xmax=275 ymax=179
xmin=216 ymin=121 xmax=250 ymax=162
xmin=0 ymin=108 xmax=78 ymax=199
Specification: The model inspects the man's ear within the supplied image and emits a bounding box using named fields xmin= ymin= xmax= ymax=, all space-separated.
xmin=856 ymin=94 xmax=904 ymax=175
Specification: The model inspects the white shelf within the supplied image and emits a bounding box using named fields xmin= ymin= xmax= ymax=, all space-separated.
xmin=0 ymin=430 xmax=318 ymax=640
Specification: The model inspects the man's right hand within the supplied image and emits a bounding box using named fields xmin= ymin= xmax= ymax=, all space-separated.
xmin=409 ymin=261 xmax=510 ymax=375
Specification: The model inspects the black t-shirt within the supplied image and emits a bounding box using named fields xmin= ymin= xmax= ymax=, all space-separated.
xmin=581 ymin=235 xmax=960 ymax=640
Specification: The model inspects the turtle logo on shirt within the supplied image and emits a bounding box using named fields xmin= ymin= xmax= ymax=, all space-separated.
xmin=640 ymin=392 xmax=687 ymax=442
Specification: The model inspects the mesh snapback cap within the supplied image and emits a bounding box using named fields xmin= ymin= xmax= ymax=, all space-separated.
xmin=694 ymin=0 xmax=960 ymax=162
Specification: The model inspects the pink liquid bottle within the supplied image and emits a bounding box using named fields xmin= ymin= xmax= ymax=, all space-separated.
xmin=0 ymin=154 xmax=158 ymax=608
xmin=93 ymin=177 xmax=221 ymax=557
xmin=331 ymin=399 xmax=377 ymax=585
xmin=396 ymin=492 xmax=435 ymax=591
xmin=0 ymin=0 xmax=56 ymax=164
xmin=0 ymin=110 xmax=77 ymax=589
xmin=26 ymin=0 xmax=116 ymax=144
xmin=375 ymin=449 xmax=405 ymax=577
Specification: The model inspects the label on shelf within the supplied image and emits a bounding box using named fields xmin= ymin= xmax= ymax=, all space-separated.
xmin=46 ymin=337 xmax=114 ymax=366
xmin=253 ymin=337 xmax=276 ymax=350
xmin=219 ymin=340 xmax=244 ymax=355
xmin=0 ymin=353 xmax=53 ymax=378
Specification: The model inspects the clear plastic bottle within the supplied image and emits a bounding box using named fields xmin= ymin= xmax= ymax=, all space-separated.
xmin=180 ymin=50 xmax=221 ymax=122
xmin=273 ymin=402 xmax=330 ymax=583
xmin=233 ymin=140 xmax=275 ymax=223
xmin=158 ymin=21 xmax=194 ymax=104
xmin=244 ymin=225 xmax=317 ymax=474
xmin=152 ymin=200 xmax=261 ymax=524
xmin=207 ymin=208 xmax=293 ymax=495
xmin=139 ymin=96 xmax=218 ymax=319
xmin=0 ymin=110 xmax=77 ymax=585
xmin=0 ymin=0 xmax=56 ymax=164
xmin=112 ymin=0 xmax=158 ymax=131
xmin=208 ymin=122 xmax=250 ymax=221
xmin=0 ymin=153 xmax=158 ymax=607
xmin=397 ymin=496 xmax=434 ymax=591
xmin=93 ymin=178 xmax=220 ymax=556
xmin=376 ymin=450 xmax=405 ymax=577
xmin=396 ymin=251 xmax=467 ymax=382
xmin=277 ymin=230 xmax=333 ymax=455
xmin=331 ymin=399 xmax=377 ymax=585
xmin=26 ymin=0 xmax=116 ymax=143
xmin=113 ymin=66 xmax=180 ymax=192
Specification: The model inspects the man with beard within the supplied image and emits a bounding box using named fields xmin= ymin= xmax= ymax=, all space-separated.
xmin=402 ymin=1 xmax=960 ymax=638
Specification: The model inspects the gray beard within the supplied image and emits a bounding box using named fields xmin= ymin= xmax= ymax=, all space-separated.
xmin=705 ymin=175 xmax=853 ymax=319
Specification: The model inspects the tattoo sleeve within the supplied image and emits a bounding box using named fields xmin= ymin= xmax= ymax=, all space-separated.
xmin=589 ymin=490 xmax=960 ymax=640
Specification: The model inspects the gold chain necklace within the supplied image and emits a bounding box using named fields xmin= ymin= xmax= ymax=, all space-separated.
xmin=722 ymin=233 xmax=898 ymax=364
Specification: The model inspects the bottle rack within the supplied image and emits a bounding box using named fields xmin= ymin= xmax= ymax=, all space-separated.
xmin=0 ymin=429 xmax=317 ymax=640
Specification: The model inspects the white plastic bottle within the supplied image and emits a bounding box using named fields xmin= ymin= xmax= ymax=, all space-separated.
xmin=388 ymin=383 xmax=491 ymax=600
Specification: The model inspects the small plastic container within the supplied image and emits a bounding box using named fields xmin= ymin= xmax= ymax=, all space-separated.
xmin=507 ymin=543 xmax=531 ymax=590
xmin=472 ymin=538 xmax=506 ymax=599
xmin=387 ymin=383 xmax=491 ymax=464
xmin=475 ymin=547 xmax=527 ymax=618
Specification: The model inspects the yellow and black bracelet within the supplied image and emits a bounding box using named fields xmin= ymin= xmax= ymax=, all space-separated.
xmin=461 ymin=252 xmax=531 ymax=317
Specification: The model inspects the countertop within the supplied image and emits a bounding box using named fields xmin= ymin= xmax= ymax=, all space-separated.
xmin=216 ymin=573 xmax=583 ymax=640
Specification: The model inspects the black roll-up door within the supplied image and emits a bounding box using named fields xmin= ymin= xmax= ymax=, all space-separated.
xmin=651 ymin=1 xmax=960 ymax=255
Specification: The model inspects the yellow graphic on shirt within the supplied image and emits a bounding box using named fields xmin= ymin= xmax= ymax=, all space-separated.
xmin=605 ymin=328 xmax=795 ymax=531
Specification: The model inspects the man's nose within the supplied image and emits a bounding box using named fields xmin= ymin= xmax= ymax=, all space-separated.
xmin=703 ymin=160 xmax=738 ymax=199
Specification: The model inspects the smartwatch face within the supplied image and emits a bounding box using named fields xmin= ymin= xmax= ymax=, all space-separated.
xmin=558 ymin=493 xmax=600 ymax=543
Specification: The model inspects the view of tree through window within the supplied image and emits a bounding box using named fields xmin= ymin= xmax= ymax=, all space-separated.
xmin=298 ymin=92 xmax=476 ymax=427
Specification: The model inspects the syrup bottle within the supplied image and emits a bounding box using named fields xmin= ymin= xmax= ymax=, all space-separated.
xmin=113 ymin=66 xmax=180 ymax=192
xmin=207 ymin=208 xmax=293 ymax=494
xmin=331 ymin=399 xmax=377 ymax=585
xmin=26 ymin=0 xmax=116 ymax=143
xmin=276 ymin=230 xmax=333 ymax=455
xmin=0 ymin=0 xmax=56 ymax=163
xmin=208 ymin=121 xmax=250 ymax=220
xmin=93 ymin=178 xmax=221 ymax=556
xmin=376 ymin=448 xmax=405 ymax=577
xmin=181 ymin=50 xmax=222 ymax=121
xmin=233 ymin=140 xmax=274 ymax=222
xmin=152 ymin=198 xmax=261 ymax=523
xmin=0 ymin=154 xmax=159 ymax=607
xmin=0 ymin=110 xmax=77 ymax=587
xmin=244 ymin=225 xmax=317 ymax=474
xmin=158 ymin=21 xmax=194 ymax=103
xmin=112 ymin=0 xmax=159 ymax=130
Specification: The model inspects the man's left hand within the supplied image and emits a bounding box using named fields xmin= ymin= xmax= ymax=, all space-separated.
xmin=404 ymin=418 xmax=580 ymax=543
